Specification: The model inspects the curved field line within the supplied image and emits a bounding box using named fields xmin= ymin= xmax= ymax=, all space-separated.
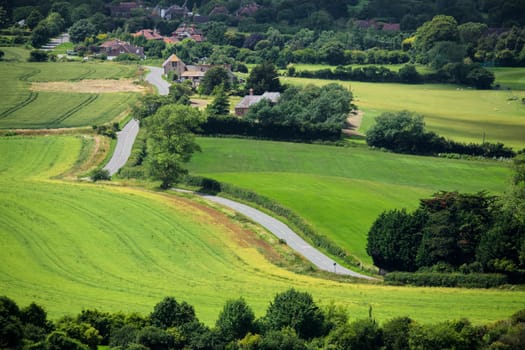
xmin=73 ymin=68 xmax=96 ymax=81
xmin=50 ymin=94 xmax=99 ymax=125
xmin=19 ymin=67 xmax=41 ymax=81
xmin=0 ymin=91 xmax=39 ymax=119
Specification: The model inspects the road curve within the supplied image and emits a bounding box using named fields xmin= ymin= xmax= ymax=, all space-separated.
xmin=175 ymin=189 xmax=376 ymax=280
xmin=144 ymin=66 xmax=170 ymax=95
xmin=108 ymin=67 xmax=375 ymax=279
xmin=103 ymin=66 xmax=169 ymax=175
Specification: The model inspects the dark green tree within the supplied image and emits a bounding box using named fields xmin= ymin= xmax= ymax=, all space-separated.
xmin=263 ymin=289 xmax=326 ymax=340
xmin=215 ymin=298 xmax=255 ymax=342
xmin=150 ymin=297 xmax=197 ymax=329
xmin=398 ymin=64 xmax=423 ymax=84
xmin=145 ymin=105 xmax=205 ymax=189
xmin=26 ymin=9 xmax=43 ymax=30
xmin=0 ymin=296 xmax=23 ymax=349
xmin=246 ymin=62 xmax=282 ymax=95
xmin=69 ymin=19 xmax=97 ymax=44
xmin=206 ymin=85 xmax=230 ymax=117
xmin=383 ymin=317 xmax=413 ymax=350
xmin=466 ymin=67 xmax=495 ymax=89
xmin=367 ymin=209 xmax=427 ymax=272
xmin=136 ymin=326 xmax=174 ymax=350
xmin=199 ymin=66 xmax=231 ymax=95
xmin=325 ymin=318 xmax=383 ymax=350
xmin=260 ymin=328 xmax=306 ymax=350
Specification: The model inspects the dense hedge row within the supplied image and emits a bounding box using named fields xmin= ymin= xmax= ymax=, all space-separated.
xmin=384 ymin=272 xmax=508 ymax=288
xmin=198 ymin=115 xmax=342 ymax=142
xmin=182 ymin=175 xmax=365 ymax=270
xmin=290 ymin=63 xmax=495 ymax=89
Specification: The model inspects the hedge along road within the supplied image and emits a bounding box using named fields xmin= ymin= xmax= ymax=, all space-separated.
xmin=104 ymin=67 xmax=169 ymax=175
xmin=108 ymin=65 xmax=375 ymax=279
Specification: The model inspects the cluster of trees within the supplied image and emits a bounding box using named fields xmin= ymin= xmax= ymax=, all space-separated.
xmin=2 ymin=292 xmax=525 ymax=350
xmin=366 ymin=111 xmax=516 ymax=157
xmin=367 ymin=155 xmax=525 ymax=282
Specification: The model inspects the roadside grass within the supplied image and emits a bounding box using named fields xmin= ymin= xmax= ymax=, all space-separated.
xmin=187 ymin=137 xmax=512 ymax=263
xmin=281 ymin=76 xmax=525 ymax=149
xmin=1 ymin=135 xmax=524 ymax=326
xmin=0 ymin=61 xmax=140 ymax=129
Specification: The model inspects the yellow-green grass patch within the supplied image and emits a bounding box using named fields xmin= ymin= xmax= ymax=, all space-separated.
xmin=1 ymin=136 xmax=524 ymax=325
xmin=281 ymin=77 xmax=525 ymax=149
xmin=188 ymin=138 xmax=512 ymax=263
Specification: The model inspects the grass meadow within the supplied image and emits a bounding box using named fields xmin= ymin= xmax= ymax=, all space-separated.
xmin=0 ymin=59 xmax=140 ymax=129
xmin=188 ymin=138 xmax=512 ymax=264
xmin=282 ymin=76 xmax=525 ymax=149
xmin=1 ymin=135 xmax=524 ymax=325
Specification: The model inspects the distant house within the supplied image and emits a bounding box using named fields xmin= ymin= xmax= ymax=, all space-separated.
xmin=236 ymin=2 xmax=261 ymax=17
xmin=162 ymin=54 xmax=233 ymax=87
xmin=172 ymin=23 xmax=205 ymax=42
xmin=209 ymin=6 xmax=229 ymax=17
xmin=381 ymin=23 xmax=401 ymax=31
xmin=133 ymin=29 xmax=164 ymax=40
xmin=108 ymin=2 xmax=139 ymax=17
xmin=193 ymin=14 xmax=210 ymax=24
xmin=100 ymin=39 xmax=144 ymax=60
xmin=354 ymin=19 xmax=400 ymax=31
xmin=235 ymin=90 xmax=280 ymax=116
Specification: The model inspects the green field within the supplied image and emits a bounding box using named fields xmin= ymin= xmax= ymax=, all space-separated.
xmin=281 ymin=76 xmax=525 ymax=149
xmin=0 ymin=60 xmax=139 ymax=129
xmin=490 ymin=67 xmax=525 ymax=90
xmin=1 ymin=135 xmax=524 ymax=325
xmin=188 ymin=138 xmax=512 ymax=264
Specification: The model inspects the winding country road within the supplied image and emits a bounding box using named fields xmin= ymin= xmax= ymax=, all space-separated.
xmin=105 ymin=65 xmax=375 ymax=279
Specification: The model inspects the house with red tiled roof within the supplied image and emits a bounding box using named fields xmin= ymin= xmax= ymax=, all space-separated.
xmin=162 ymin=54 xmax=233 ymax=87
xmin=133 ymin=29 xmax=164 ymax=40
xmin=100 ymin=39 xmax=144 ymax=60
xmin=236 ymin=2 xmax=261 ymax=17
xmin=172 ymin=23 xmax=205 ymax=42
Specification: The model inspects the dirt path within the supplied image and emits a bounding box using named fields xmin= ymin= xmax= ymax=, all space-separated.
xmin=30 ymin=79 xmax=145 ymax=93
xmin=343 ymin=110 xmax=364 ymax=137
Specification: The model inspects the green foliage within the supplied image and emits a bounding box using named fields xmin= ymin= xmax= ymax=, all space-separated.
xmin=367 ymin=209 xmax=427 ymax=272
xmin=150 ymin=296 xmax=197 ymax=329
xmin=199 ymin=66 xmax=231 ymax=95
xmin=384 ymin=272 xmax=508 ymax=288
xmin=90 ymin=169 xmax=110 ymax=182
xmin=205 ymin=85 xmax=230 ymax=117
xmin=246 ymin=62 xmax=282 ymax=95
xmin=263 ymin=289 xmax=326 ymax=339
xmin=382 ymin=317 xmax=413 ymax=350
xmin=69 ymin=19 xmax=97 ymax=44
xmin=145 ymin=104 xmax=206 ymax=189
xmin=215 ymin=298 xmax=255 ymax=343
xmin=325 ymin=318 xmax=383 ymax=350
xmin=28 ymin=50 xmax=49 ymax=62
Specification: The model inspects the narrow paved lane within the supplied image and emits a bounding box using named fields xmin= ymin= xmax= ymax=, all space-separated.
xmin=144 ymin=66 xmax=170 ymax=95
xmin=176 ymin=189 xmax=376 ymax=280
xmin=103 ymin=67 xmax=169 ymax=175
xmin=103 ymin=119 xmax=139 ymax=175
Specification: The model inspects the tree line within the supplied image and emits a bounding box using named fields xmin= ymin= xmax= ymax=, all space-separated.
xmin=366 ymin=154 xmax=525 ymax=285
xmin=2 ymin=290 xmax=525 ymax=350
xmin=365 ymin=111 xmax=517 ymax=158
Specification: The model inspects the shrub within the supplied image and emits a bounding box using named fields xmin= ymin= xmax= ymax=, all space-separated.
xmin=384 ymin=272 xmax=508 ymax=288
xmin=28 ymin=50 xmax=48 ymax=62
xmin=91 ymin=169 xmax=110 ymax=182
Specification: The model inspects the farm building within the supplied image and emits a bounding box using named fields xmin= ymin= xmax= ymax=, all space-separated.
xmin=162 ymin=54 xmax=233 ymax=87
xmin=99 ymin=40 xmax=144 ymax=60
xmin=235 ymin=90 xmax=281 ymax=116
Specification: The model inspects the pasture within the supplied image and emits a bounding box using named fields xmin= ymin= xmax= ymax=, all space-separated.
xmin=188 ymin=137 xmax=512 ymax=263
xmin=0 ymin=60 xmax=140 ymax=129
xmin=1 ymin=135 xmax=524 ymax=325
xmin=281 ymin=73 xmax=525 ymax=149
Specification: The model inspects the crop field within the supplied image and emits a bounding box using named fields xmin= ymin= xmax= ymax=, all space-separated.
xmin=489 ymin=67 xmax=525 ymax=90
xmin=281 ymin=76 xmax=525 ymax=149
xmin=188 ymin=138 xmax=512 ymax=263
xmin=1 ymin=135 xmax=524 ymax=325
xmin=0 ymin=61 xmax=140 ymax=129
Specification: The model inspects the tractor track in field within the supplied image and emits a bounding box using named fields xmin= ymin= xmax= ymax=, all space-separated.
xmin=50 ymin=94 xmax=99 ymax=126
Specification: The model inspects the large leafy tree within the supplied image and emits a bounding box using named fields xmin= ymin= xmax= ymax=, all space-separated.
xmin=199 ymin=66 xmax=231 ymax=95
xmin=69 ymin=19 xmax=97 ymax=44
xmin=150 ymin=297 xmax=197 ymax=329
xmin=145 ymin=105 xmax=205 ymax=189
xmin=246 ymin=62 xmax=282 ymax=95
xmin=215 ymin=298 xmax=255 ymax=343
xmin=263 ymin=289 xmax=326 ymax=340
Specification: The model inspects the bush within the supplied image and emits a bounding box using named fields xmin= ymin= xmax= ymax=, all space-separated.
xmin=91 ymin=169 xmax=110 ymax=182
xmin=384 ymin=272 xmax=508 ymax=288
xmin=28 ymin=50 xmax=48 ymax=62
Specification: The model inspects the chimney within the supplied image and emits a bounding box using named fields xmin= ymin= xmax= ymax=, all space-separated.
xmin=249 ymin=88 xmax=253 ymax=96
